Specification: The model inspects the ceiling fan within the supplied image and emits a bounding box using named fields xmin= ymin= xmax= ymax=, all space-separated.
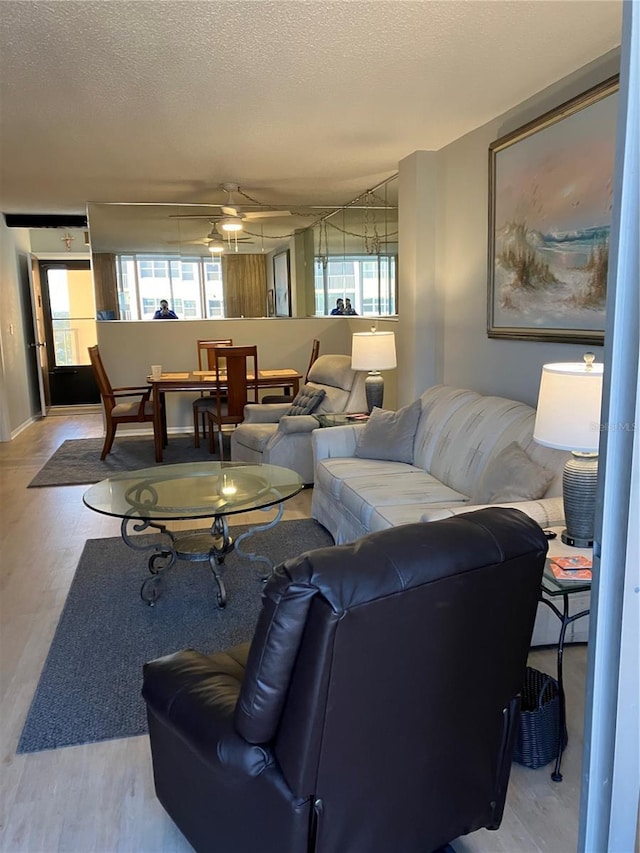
xmin=166 ymin=224 xmax=254 ymax=253
xmin=203 ymin=225 xmax=254 ymax=253
xmin=170 ymin=183 xmax=292 ymax=233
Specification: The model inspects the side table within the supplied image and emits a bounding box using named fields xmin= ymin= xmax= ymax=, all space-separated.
xmin=539 ymin=527 xmax=592 ymax=781
xmin=314 ymin=413 xmax=369 ymax=428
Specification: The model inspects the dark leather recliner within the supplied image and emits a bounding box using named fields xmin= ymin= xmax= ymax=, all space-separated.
xmin=142 ymin=507 xmax=547 ymax=853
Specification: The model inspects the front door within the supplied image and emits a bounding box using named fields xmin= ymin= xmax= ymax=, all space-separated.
xmin=39 ymin=261 xmax=100 ymax=406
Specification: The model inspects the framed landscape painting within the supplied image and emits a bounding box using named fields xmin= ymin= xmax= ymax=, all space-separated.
xmin=487 ymin=76 xmax=618 ymax=343
xmin=274 ymin=250 xmax=291 ymax=317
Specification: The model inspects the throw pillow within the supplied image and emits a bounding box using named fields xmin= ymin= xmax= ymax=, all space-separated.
xmin=354 ymin=399 xmax=422 ymax=464
xmin=286 ymin=384 xmax=326 ymax=416
xmin=473 ymin=441 xmax=555 ymax=504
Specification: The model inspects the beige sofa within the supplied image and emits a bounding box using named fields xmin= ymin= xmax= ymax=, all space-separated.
xmin=230 ymin=354 xmax=367 ymax=484
xmin=311 ymin=384 xmax=589 ymax=646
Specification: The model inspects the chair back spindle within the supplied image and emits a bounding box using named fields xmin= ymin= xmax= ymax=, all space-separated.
xmin=305 ymin=338 xmax=321 ymax=382
xmin=197 ymin=339 xmax=233 ymax=371
xmin=208 ymin=345 xmax=259 ymax=458
xmin=192 ymin=339 xmax=234 ymax=447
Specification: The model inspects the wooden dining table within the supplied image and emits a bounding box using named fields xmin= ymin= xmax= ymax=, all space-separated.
xmin=147 ymin=369 xmax=303 ymax=462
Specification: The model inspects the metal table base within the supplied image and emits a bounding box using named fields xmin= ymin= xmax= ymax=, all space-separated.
xmin=538 ymin=592 xmax=590 ymax=782
xmin=121 ymin=502 xmax=285 ymax=608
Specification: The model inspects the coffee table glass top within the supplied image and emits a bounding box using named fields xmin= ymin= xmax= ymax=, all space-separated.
xmin=83 ymin=461 xmax=303 ymax=522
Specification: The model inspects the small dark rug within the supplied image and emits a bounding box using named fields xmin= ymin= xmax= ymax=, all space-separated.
xmin=17 ymin=518 xmax=333 ymax=753
xmin=28 ymin=435 xmax=218 ymax=488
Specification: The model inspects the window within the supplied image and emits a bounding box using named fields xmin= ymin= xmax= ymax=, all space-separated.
xmin=115 ymin=254 xmax=225 ymax=319
xmin=314 ymin=255 xmax=396 ymax=316
xmin=46 ymin=267 xmax=97 ymax=366
xmin=205 ymin=260 xmax=225 ymax=318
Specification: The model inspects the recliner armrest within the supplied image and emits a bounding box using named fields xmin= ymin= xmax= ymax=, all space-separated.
xmin=243 ymin=403 xmax=290 ymax=424
xmin=142 ymin=645 xmax=274 ymax=777
xmin=277 ymin=415 xmax=321 ymax=435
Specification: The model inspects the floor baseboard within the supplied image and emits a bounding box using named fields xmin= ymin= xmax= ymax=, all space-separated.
xmin=46 ymin=405 xmax=103 ymax=417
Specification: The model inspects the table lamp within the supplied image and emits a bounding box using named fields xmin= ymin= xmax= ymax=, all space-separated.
xmin=351 ymin=329 xmax=397 ymax=413
xmin=533 ymin=352 xmax=603 ymax=547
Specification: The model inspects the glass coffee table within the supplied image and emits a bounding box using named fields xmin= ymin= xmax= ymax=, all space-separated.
xmin=83 ymin=461 xmax=303 ymax=608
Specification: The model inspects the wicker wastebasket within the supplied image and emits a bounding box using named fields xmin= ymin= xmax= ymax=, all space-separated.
xmin=513 ymin=667 xmax=568 ymax=769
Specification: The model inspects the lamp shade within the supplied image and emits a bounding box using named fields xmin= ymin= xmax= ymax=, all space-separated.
xmin=533 ymin=360 xmax=603 ymax=452
xmin=351 ymin=331 xmax=397 ymax=372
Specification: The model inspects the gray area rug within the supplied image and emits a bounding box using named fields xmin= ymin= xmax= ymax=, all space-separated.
xmin=17 ymin=518 xmax=333 ymax=753
xmin=28 ymin=435 xmax=219 ymax=487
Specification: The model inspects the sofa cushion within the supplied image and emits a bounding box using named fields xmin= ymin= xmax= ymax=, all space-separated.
xmin=286 ymin=384 xmax=326 ymax=416
xmin=315 ymin=457 xmax=420 ymax=500
xmin=341 ymin=471 xmax=468 ymax=531
xmin=354 ymin=399 xmax=422 ymax=464
xmin=339 ymin=471 xmax=469 ymax=530
xmin=415 ymin=390 xmax=541 ymax=497
xmin=473 ymin=441 xmax=555 ymax=504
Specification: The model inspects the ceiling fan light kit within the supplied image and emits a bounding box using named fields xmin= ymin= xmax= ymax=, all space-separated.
xmin=219 ymin=216 xmax=244 ymax=232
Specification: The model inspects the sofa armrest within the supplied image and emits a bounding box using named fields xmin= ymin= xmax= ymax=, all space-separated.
xmin=420 ymin=496 xmax=565 ymax=529
xmin=277 ymin=415 xmax=322 ymax=435
xmin=312 ymin=423 xmax=366 ymax=461
xmin=243 ymin=403 xmax=290 ymax=424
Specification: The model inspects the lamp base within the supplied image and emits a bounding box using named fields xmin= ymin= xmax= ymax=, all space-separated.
xmin=364 ymin=372 xmax=384 ymax=413
xmin=560 ymin=530 xmax=594 ymax=549
xmin=562 ymin=452 xmax=598 ymax=548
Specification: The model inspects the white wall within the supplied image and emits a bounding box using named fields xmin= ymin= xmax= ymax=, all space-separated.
xmin=97 ymin=315 xmax=398 ymax=432
xmin=433 ymin=49 xmax=619 ymax=407
xmin=397 ymin=151 xmax=442 ymax=405
xmin=0 ymin=220 xmax=40 ymax=439
xmin=29 ymin=227 xmax=88 ymax=256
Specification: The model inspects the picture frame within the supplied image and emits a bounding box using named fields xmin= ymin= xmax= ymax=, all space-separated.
xmin=273 ymin=250 xmax=291 ymax=317
xmin=487 ymin=76 xmax=618 ymax=344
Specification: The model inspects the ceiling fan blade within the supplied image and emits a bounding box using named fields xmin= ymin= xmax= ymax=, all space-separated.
xmin=210 ymin=236 xmax=254 ymax=243
xmin=168 ymin=208 xmax=225 ymax=219
xmin=221 ymin=204 xmax=240 ymax=217
xmin=242 ymin=210 xmax=292 ymax=221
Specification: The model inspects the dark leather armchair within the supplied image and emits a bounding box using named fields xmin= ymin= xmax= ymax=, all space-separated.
xmin=142 ymin=508 xmax=547 ymax=853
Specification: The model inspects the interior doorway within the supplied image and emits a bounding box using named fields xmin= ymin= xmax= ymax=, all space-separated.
xmin=38 ymin=261 xmax=100 ymax=406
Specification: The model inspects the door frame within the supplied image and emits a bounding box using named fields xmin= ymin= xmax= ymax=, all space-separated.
xmin=37 ymin=259 xmax=99 ymax=407
xmin=29 ymin=257 xmax=49 ymax=413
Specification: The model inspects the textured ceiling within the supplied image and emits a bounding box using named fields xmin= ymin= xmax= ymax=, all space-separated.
xmin=0 ymin=0 xmax=622 ymax=216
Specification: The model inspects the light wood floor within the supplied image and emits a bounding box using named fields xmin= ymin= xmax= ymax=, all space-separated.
xmin=0 ymin=414 xmax=588 ymax=852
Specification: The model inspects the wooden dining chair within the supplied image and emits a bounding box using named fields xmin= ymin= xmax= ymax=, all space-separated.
xmin=88 ymin=345 xmax=154 ymax=460
xmin=207 ymin=345 xmax=259 ymax=459
xmin=261 ymin=338 xmax=320 ymax=404
xmin=192 ymin=339 xmax=233 ymax=447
